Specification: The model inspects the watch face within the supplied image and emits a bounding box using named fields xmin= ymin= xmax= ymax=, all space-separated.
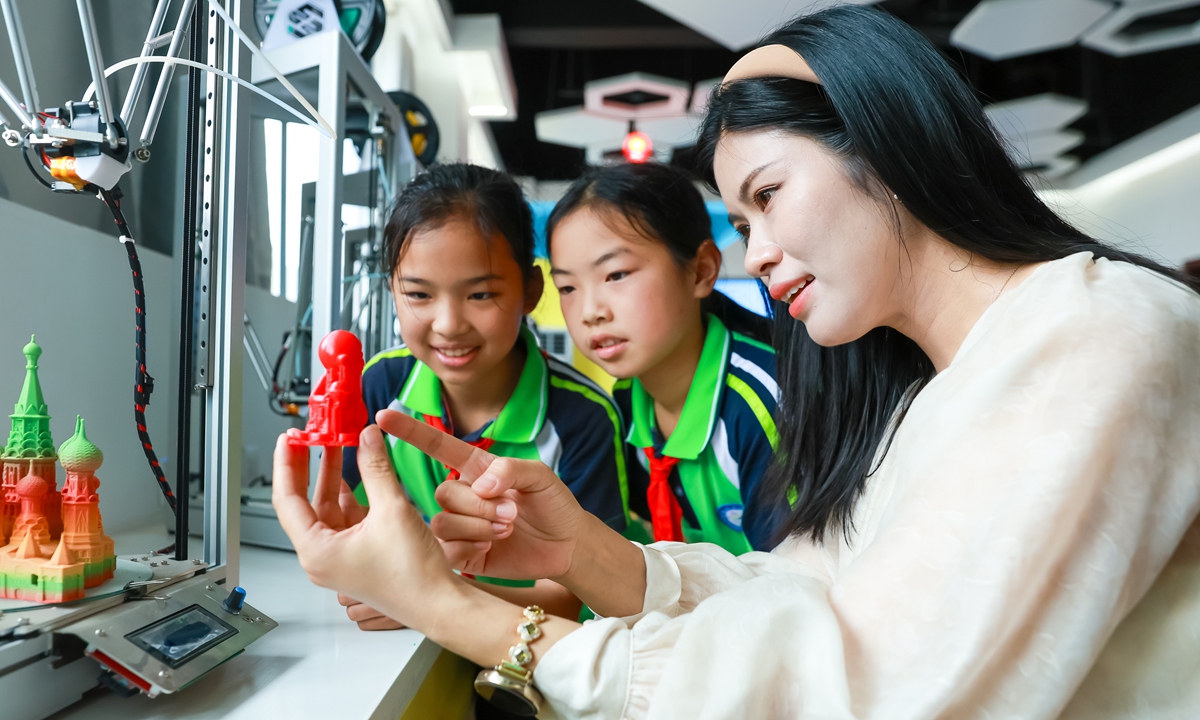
xmin=477 ymin=685 xmax=539 ymax=717
xmin=474 ymin=669 xmax=542 ymax=718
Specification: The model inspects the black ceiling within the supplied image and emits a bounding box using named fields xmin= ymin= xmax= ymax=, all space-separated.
xmin=447 ymin=0 xmax=1200 ymax=181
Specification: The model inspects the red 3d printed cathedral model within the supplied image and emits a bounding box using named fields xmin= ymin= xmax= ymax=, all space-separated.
xmin=0 ymin=337 xmax=116 ymax=603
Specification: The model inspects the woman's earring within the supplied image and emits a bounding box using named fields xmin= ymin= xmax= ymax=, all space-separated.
xmin=893 ymin=193 xmax=899 ymax=200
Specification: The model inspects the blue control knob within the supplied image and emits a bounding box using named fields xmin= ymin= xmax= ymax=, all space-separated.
xmin=222 ymin=586 xmax=246 ymax=614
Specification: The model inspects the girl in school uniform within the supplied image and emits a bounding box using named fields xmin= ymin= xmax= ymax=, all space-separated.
xmin=339 ymin=163 xmax=631 ymax=627
xmin=546 ymin=162 xmax=783 ymax=554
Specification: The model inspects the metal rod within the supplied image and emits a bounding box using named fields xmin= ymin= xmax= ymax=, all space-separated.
xmin=0 ymin=75 xmax=34 ymax=130
xmin=174 ymin=0 xmax=202 ymax=563
xmin=120 ymin=0 xmax=173 ymax=126
xmin=196 ymin=386 xmax=206 ymax=535
xmin=279 ymin=124 xmax=288 ymax=299
xmin=75 ymin=0 xmax=117 ymax=147
xmin=0 ymin=0 xmax=41 ymax=135
xmin=141 ymin=0 xmax=198 ymax=148
xmin=243 ymin=314 xmax=273 ymax=394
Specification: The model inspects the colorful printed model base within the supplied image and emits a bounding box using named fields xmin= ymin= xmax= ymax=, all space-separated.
xmin=287 ymin=330 xmax=368 ymax=447
xmin=0 ymin=337 xmax=116 ymax=603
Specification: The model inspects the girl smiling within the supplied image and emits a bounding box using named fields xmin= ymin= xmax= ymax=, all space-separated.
xmin=547 ymin=163 xmax=783 ymax=553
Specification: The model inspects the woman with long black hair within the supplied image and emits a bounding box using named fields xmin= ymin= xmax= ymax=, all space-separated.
xmin=271 ymin=5 xmax=1200 ymax=718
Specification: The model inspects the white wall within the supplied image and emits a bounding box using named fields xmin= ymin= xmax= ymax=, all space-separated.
xmin=0 ymin=198 xmax=303 ymax=540
xmin=0 ymin=196 xmax=176 ymax=535
xmin=1043 ymin=104 xmax=1200 ymax=267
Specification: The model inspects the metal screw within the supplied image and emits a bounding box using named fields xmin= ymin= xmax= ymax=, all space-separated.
xmin=205 ymin=584 xmax=215 ymax=591
xmin=193 ymin=559 xmax=203 ymax=565
xmin=150 ymin=562 xmax=158 ymax=567
xmin=158 ymin=670 xmax=170 ymax=679
xmin=141 ymin=556 xmax=149 ymax=561
xmin=161 ymin=560 xmax=170 ymax=565
xmin=15 ymin=617 xmax=29 ymax=626
xmin=134 ymin=147 xmax=151 ymax=162
xmin=254 ymin=617 xmax=262 ymax=623
xmin=94 ymin=629 xmax=106 ymax=637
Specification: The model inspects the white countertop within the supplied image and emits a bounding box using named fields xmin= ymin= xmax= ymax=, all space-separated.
xmin=48 ymin=528 xmax=441 ymax=720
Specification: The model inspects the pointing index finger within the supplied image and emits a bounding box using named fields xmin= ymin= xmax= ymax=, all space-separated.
xmin=375 ymin=409 xmax=495 ymax=483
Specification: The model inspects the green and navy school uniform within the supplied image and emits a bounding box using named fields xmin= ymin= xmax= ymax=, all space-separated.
xmin=342 ymin=326 xmax=632 ymax=585
xmin=614 ymin=314 xmax=779 ymax=554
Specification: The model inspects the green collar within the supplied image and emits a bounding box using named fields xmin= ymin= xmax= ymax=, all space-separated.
xmin=626 ymin=314 xmax=731 ymax=460
xmin=396 ymin=326 xmax=549 ymax=444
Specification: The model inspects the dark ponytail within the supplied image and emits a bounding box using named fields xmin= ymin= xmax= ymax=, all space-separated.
xmin=546 ymin=162 xmax=772 ymax=344
xmin=696 ymin=5 xmax=1197 ymax=545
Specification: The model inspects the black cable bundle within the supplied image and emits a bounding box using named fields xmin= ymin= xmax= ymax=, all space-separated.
xmin=100 ymin=187 xmax=178 ymax=516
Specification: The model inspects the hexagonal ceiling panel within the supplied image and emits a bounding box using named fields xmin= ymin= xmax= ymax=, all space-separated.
xmin=638 ymin=0 xmax=882 ymax=50
xmin=583 ymin=72 xmax=691 ymax=120
xmin=951 ymin=0 xmax=1116 ymax=60
xmin=1082 ymin=0 xmax=1200 ymax=56
xmin=984 ymin=93 xmax=1088 ymax=176
xmin=985 ymin=94 xmax=1089 ymax=141
xmin=535 ymin=107 xmax=628 ymax=149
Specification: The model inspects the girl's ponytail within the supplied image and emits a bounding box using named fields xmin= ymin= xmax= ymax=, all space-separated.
xmin=702 ymin=289 xmax=772 ymax=345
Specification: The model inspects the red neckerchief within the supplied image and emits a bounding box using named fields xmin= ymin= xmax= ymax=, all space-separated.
xmin=643 ymin=447 xmax=684 ymax=542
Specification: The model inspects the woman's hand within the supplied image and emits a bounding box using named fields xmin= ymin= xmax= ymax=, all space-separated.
xmin=271 ymin=423 xmax=459 ymax=627
xmin=376 ymin=410 xmax=648 ymax=618
xmin=376 ymin=409 xmax=589 ymax=582
xmin=338 ymin=594 xmax=406 ymax=631
xmin=305 ymin=445 xmax=366 ymax=531
xmin=274 ymin=418 xmax=584 ymax=672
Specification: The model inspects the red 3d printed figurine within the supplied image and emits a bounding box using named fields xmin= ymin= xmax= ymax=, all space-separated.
xmin=287 ymin=330 xmax=369 ymax=447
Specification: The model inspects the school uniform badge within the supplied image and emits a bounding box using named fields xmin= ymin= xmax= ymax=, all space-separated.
xmin=716 ymin=504 xmax=744 ymax=531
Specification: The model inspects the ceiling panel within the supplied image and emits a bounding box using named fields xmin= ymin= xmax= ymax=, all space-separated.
xmin=448 ymin=0 xmax=1200 ymax=182
xmin=951 ymin=0 xmax=1115 ymax=60
xmin=636 ymin=0 xmax=883 ymax=50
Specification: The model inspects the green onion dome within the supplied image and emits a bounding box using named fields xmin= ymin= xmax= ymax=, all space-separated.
xmin=58 ymin=416 xmax=103 ymax=474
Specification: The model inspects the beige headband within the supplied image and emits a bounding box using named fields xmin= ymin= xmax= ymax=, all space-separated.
xmin=723 ymin=44 xmax=821 ymax=85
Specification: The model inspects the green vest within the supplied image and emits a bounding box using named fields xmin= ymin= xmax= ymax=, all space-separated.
xmin=617 ymin=315 xmax=780 ymax=555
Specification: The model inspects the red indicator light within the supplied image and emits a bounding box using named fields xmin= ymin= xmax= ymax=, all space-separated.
xmin=622 ymin=131 xmax=653 ymax=164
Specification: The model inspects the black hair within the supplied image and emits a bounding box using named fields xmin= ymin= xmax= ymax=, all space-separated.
xmin=546 ymin=162 xmax=772 ymax=344
xmin=382 ymin=163 xmax=536 ymax=283
xmin=695 ymin=5 xmax=1199 ymax=545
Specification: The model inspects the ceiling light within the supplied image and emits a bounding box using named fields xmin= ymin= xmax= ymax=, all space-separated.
xmin=622 ymin=131 xmax=653 ymax=163
xmin=470 ymin=106 xmax=510 ymax=118
xmin=453 ymin=15 xmax=517 ymax=120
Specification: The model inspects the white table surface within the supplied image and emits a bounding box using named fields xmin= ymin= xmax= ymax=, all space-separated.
xmin=48 ymin=527 xmax=441 ymax=720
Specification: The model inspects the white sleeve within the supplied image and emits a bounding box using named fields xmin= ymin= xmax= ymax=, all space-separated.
xmin=533 ymin=261 xmax=1200 ymax=720
xmin=636 ymin=540 xmax=831 ymax=618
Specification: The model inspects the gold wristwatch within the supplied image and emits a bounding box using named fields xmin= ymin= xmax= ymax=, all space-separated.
xmin=474 ymin=605 xmax=546 ymax=717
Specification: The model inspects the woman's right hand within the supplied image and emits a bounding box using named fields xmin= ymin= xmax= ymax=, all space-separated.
xmin=375 ymin=410 xmax=588 ymax=582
